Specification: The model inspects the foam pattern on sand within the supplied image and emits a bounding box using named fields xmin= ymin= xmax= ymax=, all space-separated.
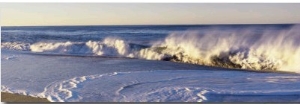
xmin=36 ymin=70 xmax=300 ymax=102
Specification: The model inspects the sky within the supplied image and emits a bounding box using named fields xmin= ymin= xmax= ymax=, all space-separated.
xmin=1 ymin=3 xmax=300 ymax=26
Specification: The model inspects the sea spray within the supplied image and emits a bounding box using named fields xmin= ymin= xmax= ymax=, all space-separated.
xmin=153 ymin=25 xmax=300 ymax=72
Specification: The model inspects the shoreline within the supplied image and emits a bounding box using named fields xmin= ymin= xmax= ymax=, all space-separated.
xmin=1 ymin=92 xmax=50 ymax=102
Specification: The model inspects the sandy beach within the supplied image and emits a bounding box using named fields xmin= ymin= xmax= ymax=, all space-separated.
xmin=1 ymin=92 xmax=50 ymax=102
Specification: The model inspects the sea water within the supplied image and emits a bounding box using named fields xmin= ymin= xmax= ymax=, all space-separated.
xmin=1 ymin=24 xmax=300 ymax=102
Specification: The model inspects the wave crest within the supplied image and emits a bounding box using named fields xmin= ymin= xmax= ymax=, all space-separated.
xmin=29 ymin=38 xmax=131 ymax=56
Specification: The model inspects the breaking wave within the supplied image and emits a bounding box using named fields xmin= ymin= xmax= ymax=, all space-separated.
xmin=152 ymin=26 xmax=300 ymax=73
xmin=2 ymin=25 xmax=300 ymax=73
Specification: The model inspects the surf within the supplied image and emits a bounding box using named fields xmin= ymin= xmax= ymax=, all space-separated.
xmin=2 ymin=25 xmax=300 ymax=73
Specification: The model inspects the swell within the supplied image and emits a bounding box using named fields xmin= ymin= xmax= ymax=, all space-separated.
xmin=2 ymin=25 xmax=300 ymax=73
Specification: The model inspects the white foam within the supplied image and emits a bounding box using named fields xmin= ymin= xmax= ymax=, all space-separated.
xmin=1 ymin=42 xmax=30 ymax=51
xmin=38 ymin=71 xmax=213 ymax=102
xmin=41 ymin=73 xmax=118 ymax=102
xmin=1 ymin=85 xmax=37 ymax=98
xmin=29 ymin=37 xmax=132 ymax=56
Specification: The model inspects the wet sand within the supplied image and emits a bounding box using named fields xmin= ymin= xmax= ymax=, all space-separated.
xmin=1 ymin=92 xmax=50 ymax=102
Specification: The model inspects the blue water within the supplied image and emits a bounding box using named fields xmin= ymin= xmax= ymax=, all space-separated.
xmin=1 ymin=24 xmax=293 ymax=44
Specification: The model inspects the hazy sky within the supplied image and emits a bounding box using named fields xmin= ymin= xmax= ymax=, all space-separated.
xmin=1 ymin=3 xmax=300 ymax=26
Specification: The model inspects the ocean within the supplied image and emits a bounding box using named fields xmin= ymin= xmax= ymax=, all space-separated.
xmin=1 ymin=24 xmax=300 ymax=102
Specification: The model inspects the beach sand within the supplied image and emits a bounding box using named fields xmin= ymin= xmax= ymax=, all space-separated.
xmin=1 ymin=92 xmax=50 ymax=102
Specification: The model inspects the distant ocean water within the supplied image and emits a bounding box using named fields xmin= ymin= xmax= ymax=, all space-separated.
xmin=1 ymin=24 xmax=300 ymax=102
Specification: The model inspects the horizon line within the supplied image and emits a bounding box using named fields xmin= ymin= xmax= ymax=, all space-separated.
xmin=2 ymin=23 xmax=299 ymax=27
